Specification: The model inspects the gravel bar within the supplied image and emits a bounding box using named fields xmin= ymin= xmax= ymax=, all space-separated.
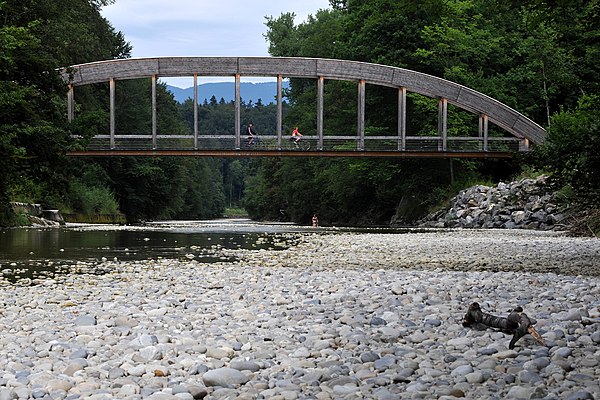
xmin=1 ymin=229 xmax=599 ymax=399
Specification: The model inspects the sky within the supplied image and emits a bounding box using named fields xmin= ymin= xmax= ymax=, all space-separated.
xmin=101 ymin=0 xmax=331 ymax=87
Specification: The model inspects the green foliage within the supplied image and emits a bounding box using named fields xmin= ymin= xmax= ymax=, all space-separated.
xmin=0 ymin=0 xmax=238 ymax=225
xmin=533 ymin=95 xmax=600 ymax=206
xmin=243 ymin=156 xmax=489 ymax=226
xmin=224 ymin=207 xmax=249 ymax=218
xmin=7 ymin=177 xmax=44 ymax=203
xmin=265 ymin=13 xmax=301 ymax=56
xmin=251 ymin=0 xmax=600 ymax=226
xmin=69 ymin=181 xmax=119 ymax=215
xmin=2 ymin=0 xmax=599 ymax=228
xmin=510 ymin=165 xmax=547 ymax=182
xmin=0 ymin=0 xmax=130 ymax=225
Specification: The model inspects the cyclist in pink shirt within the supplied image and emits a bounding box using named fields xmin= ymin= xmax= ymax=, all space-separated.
xmin=291 ymin=126 xmax=302 ymax=144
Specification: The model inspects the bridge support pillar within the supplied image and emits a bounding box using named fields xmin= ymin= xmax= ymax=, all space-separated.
xmin=110 ymin=78 xmax=115 ymax=149
xmin=235 ymin=74 xmax=241 ymax=149
xmin=398 ymin=87 xmax=406 ymax=151
xmin=358 ymin=80 xmax=365 ymax=151
xmin=479 ymin=114 xmax=489 ymax=151
xmin=438 ymin=98 xmax=448 ymax=151
xmin=194 ymin=74 xmax=199 ymax=149
xmin=317 ymin=76 xmax=324 ymax=150
xmin=277 ymin=74 xmax=283 ymax=150
xmin=152 ymin=75 xmax=157 ymax=150
xmin=67 ymin=85 xmax=74 ymax=123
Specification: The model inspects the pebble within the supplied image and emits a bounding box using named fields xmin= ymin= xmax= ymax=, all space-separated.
xmin=1 ymin=229 xmax=599 ymax=399
xmin=202 ymin=368 xmax=249 ymax=387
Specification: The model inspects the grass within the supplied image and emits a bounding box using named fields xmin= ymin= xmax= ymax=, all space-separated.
xmin=223 ymin=207 xmax=249 ymax=218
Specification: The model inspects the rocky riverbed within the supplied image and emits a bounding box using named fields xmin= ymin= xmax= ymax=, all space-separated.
xmin=417 ymin=175 xmax=568 ymax=231
xmin=1 ymin=229 xmax=599 ymax=399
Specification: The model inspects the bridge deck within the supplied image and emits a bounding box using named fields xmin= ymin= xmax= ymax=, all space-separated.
xmin=66 ymin=149 xmax=513 ymax=158
xmin=67 ymin=134 xmax=522 ymax=158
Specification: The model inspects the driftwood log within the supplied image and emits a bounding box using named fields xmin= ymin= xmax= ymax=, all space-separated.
xmin=462 ymin=302 xmax=546 ymax=349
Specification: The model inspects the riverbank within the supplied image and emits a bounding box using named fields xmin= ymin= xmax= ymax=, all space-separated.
xmin=1 ymin=230 xmax=599 ymax=399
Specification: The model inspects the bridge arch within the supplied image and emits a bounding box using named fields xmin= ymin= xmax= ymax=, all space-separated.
xmin=61 ymin=57 xmax=546 ymax=156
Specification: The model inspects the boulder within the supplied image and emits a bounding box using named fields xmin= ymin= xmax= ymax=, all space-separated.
xmin=10 ymin=202 xmax=66 ymax=226
xmin=415 ymin=175 xmax=567 ymax=231
xmin=41 ymin=210 xmax=66 ymax=225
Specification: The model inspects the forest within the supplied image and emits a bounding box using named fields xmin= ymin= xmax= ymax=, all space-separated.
xmin=1 ymin=0 xmax=599 ymax=228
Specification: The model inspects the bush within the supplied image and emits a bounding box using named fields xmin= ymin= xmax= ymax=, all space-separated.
xmin=69 ymin=181 xmax=120 ymax=215
xmin=534 ymin=95 xmax=600 ymax=206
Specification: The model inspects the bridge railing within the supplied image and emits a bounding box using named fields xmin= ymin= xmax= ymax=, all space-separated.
xmin=78 ymin=133 xmax=524 ymax=153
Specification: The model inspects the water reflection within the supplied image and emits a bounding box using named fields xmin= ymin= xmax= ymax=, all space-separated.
xmin=0 ymin=219 xmax=427 ymax=284
xmin=0 ymin=219 xmax=311 ymax=283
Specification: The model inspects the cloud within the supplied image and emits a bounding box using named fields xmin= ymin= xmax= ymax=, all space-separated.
xmin=100 ymin=0 xmax=330 ymax=86
xmin=102 ymin=0 xmax=330 ymax=58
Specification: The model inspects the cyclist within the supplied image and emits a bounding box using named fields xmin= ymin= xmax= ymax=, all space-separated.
xmin=246 ymin=122 xmax=257 ymax=145
xmin=291 ymin=126 xmax=302 ymax=145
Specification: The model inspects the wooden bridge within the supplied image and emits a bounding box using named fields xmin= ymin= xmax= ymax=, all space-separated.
xmin=61 ymin=57 xmax=546 ymax=158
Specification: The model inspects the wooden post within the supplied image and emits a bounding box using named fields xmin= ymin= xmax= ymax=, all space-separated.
xmin=479 ymin=114 xmax=489 ymax=151
xmin=478 ymin=114 xmax=483 ymax=151
xmin=235 ymin=74 xmax=241 ymax=149
xmin=358 ymin=79 xmax=365 ymax=151
xmin=152 ymin=74 xmax=157 ymax=150
xmin=438 ymin=98 xmax=448 ymax=151
xmin=398 ymin=87 xmax=406 ymax=151
xmin=317 ymin=76 xmax=324 ymax=150
xmin=194 ymin=73 xmax=198 ymax=149
xmin=110 ymin=78 xmax=115 ymax=149
xmin=277 ymin=74 xmax=282 ymax=150
xmin=67 ymin=85 xmax=74 ymax=123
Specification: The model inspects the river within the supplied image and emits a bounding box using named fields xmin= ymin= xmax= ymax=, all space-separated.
xmin=0 ymin=219 xmax=415 ymax=284
xmin=2 ymin=219 xmax=599 ymax=284
xmin=0 ymin=219 xmax=295 ymax=282
xmin=1 ymin=220 xmax=599 ymax=398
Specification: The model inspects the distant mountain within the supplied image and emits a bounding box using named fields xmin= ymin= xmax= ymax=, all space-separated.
xmin=166 ymin=81 xmax=289 ymax=104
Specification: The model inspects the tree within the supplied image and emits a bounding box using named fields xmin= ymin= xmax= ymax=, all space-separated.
xmin=0 ymin=6 xmax=69 ymax=223
xmin=0 ymin=0 xmax=131 ymax=225
xmin=534 ymin=95 xmax=600 ymax=206
xmin=252 ymin=0 xmax=577 ymax=226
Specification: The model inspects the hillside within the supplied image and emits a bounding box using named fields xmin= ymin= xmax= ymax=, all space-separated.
xmin=166 ymin=81 xmax=289 ymax=104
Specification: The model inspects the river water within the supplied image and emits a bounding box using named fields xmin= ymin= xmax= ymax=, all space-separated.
xmin=0 ymin=219 xmax=301 ymax=281
xmin=0 ymin=219 xmax=413 ymax=283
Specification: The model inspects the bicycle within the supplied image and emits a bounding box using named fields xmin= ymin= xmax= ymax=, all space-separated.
xmin=287 ymin=136 xmax=311 ymax=150
xmin=244 ymin=135 xmax=262 ymax=149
